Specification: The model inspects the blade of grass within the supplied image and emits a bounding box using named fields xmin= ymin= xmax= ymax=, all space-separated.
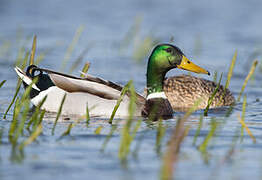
xmin=60 ymin=123 xmax=74 ymax=137
xmin=213 ymin=71 xmax=218 ymax=83
xmin=80 ymin=62 xmax=90 ymax=78
xmin=13 ymin=99 xmax=30 ymax=144
xmin=109 ymin=81 xmax=131 ymax=124
xmin=198 ymin=118 xmax=218 ymax=153
xmin=52 ymin=93 xmax=67 ymax=135
xmin=0 ymin=80 xmax=6 ymax=89
xmin=218 ymin=50 xmax=237 ymax=106
xmin=29 ymin=35 xmax=37 ymax=66
xmin=204 ymin=73 xmax=223 ymax=116
xmin=19 ymin=124 xmax=42 ymax=150
xmin=60 ymin=25 xmax=84 ymax=72
xmin=86 ymin=103 xmax=90 ymax=127
xmin=225 ymin=50 xmax=237 ymax=89
xmin=237 ymin=60 xmax=258 ymax=101
xmin=4 ymin=79 xmax=22 ymax=119
xmin=95 ymin=126 xmax=103 ymax=135
xmin=27 ymin=96 xmax=47 ymax=130
xmin=240 ymin=95 xmax=247 ymax=142
xmin=69 ymin=47 xmax=90 ymax=74
xmin=118 ymin=81 xmax=139 ymax=163
xmin=100 ymin=124 xmax=117 ymax=152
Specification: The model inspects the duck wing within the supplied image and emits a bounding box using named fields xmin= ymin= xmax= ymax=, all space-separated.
xmin=15 ymin=65 xmax=145 ymax=117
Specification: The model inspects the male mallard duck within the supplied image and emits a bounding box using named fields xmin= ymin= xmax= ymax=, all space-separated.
xmin=15 ymin=43 xmax=227 ymax=119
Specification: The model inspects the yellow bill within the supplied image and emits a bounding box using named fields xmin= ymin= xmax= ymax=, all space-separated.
xmin=177 ymin=55 xmax=210 ymax=75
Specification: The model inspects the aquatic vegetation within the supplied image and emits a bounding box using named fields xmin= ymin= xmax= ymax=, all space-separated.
xmin=204 ymin=73 xmax=223 ymax=116
xmin=51 ymin=94 xmax=67 ymax=135
xmin=60 ymin=25 xmax=85 ymax=72
xmin=119 ymin=16 xmax=159 ymax=63
xmin=0 ymin=28 xmax=261 ymax=180
xmin=238 ymin=114 xmax=256 ymax=143
xmin=237 ymin=60 xmax=258 ymax=101
xmin=0 ymin=80 xmax=6 ymax=89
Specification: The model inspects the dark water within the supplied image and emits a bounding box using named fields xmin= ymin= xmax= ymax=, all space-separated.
xmin=1 ymin=0 xmax=262 ymax=179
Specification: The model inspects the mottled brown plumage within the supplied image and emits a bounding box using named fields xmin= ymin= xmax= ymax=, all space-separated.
xmin=162 ymin=75 xmax=235 ymax=111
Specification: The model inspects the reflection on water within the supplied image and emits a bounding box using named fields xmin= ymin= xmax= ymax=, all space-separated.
xmin=1 ymin=0 xmax=262 ymax=180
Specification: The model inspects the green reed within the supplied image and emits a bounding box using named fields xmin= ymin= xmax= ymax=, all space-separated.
xmin=80 ymin=62 xmax=91 ymax=78
xmin=8 ymin=78 xmax=38 ymax=147
xmin=26 ymin=96 xmax=47 ymax=130
xmin=204 ymin=73 xmax=223 ymax=116
xmin=238 ymin=113 xmax=256 ymax=143
xmin=86 ymin=103 xmax=90 ymax=127
xmin=0 ymin=40 xmax=11 ymax=59
xmin=4 ymin=74 xmax=23 ymax=119
xmin=0 ymin=80 xmax=6 ymax=89
xmin=95 ymin=126 xmax=103 ymax=135
xmin=118 ymin=81 xmax=141 ymax=163
xmin=218 ymin=50 xmax=237 ymax=106
xmin=60 ymin=123 xmax=74 ymax=138
xmin=70 ymin=47 xmax=91 ymax=74
xmin=109 ymin=81 xmax=132 ymax=124
xmin=237 ymin=60 xmax=258 ymax=102
xmin=198 ymin=118 xmax=218 ymax=161
xmin=119 ymin=16 xmax=142 ymax=53
xmin=19 ymin=124 xmax=42 ymax=150
xmin=225 ymin=50 xmax=237 ymax=89
xmin=52 ymin=93 xmax=67 ymax=135
xmin=100 ymin=124 xmax=118 ymax=152
xmin=160 ymin=99 xmax=202 ymax=180
xmin=60 ymin=25 xmax=84 ymax=72
xmin=29 ymin=35 xmax=37 ymax=66
xmin=240 ymin=95 xmax=247 ymax=142
xmin=213 ymin=71 xmax=218 ymax=83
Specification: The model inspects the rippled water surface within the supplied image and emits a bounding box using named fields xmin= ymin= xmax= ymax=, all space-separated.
xmin=1 ymin=0 xmax=262 ymax=179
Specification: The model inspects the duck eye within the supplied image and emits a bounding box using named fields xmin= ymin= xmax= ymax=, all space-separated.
xmin=166 ymin=48 xmax=172 ymax=53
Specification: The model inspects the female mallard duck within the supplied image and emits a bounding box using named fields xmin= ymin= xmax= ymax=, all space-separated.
xmin=15 ymin=44 xmax=233 ymax=119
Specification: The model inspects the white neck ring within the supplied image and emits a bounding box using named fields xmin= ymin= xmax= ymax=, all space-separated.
xmin=146 ymin=92 xmax=167 ymax=100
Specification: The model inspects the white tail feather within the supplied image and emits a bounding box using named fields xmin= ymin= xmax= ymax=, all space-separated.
xmin=14 ymin=67 xmax=40 ymax=91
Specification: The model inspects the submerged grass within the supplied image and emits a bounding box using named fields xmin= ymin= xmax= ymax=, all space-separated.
xmin=155 ymin=118 xmax=166 ymax=155
xmin=198 ymin=118 xmax=218 ymax=153
xmin=238 ymin=113 xmax=256 ymax=143
xmin=192 ymin=115 xmax=203 ymax=146
xmin=160 ymin=117 xmax=190 ymax=180
xmin=19 ymin=124 xmax=42 ymax=150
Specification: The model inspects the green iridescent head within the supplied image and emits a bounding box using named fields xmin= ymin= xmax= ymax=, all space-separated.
xmin=146 ymin=43 xmax=209 ymax=94
xmin=148 ymin=44 xmax=183 ymax=71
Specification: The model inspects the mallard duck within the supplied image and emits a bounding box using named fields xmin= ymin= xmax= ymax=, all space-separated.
xmin=15 ymin=43 xmax=220 ymax=118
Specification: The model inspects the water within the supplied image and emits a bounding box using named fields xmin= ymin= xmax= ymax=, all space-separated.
xmin=1 ymin=0 xmax=262 ymax=179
